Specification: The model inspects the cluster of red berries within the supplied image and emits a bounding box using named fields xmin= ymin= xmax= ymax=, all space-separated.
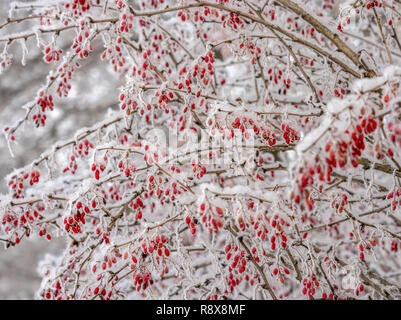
xmin=5 ymin=209 xmax=39 ymax=230
xmin=390 ymin=240 xmax=399 ymax=252
xmin=103 ymin=184 xmax=124 ymax=202
xmin=140 ymin=103 xmax=159 ymax=123
xmin=301 ymin=274 xmax=319 ymax=298
xmin=301 ymin=26 xmax=316 ymax=38
xmin=147 ymin=175 xmax=159 ymax=191
xmin=156 ymin=89 xmax=176 ymax=111
xmin=43 ymin=44 xmax=62 ymax=63
xmin=38 ymin=226 xmax=52 ymax=240
xmin=119 ymin=90 xmax=138 ymax=115
xmin=267 ymin=67 xmax=284 ymax=86
xmin=140 ymin=0 xmax=166 ymax=10
xmin=1 ymin=208 xmax=39 ymax=244
xmin=63 ymin=141 xmax=93 ymax=174
xmin=386 ymin=188 xmax=401 ymax=210
xmin=159 ymin=180 xmax=183 ymax=203
xmin=241 ymin=212 xmax=291 ymax=250
xmin=336 ymin=14 xmax=352 ymax=34
xmin=334 ymin=86 xmax=347 ymax=98
xmin=264 ymin=215 xmax=290 ymax=250
xmin=118 ymin=12 xmax=134 ymax=33
xmin=177 ymin=10 xmax=190 ymax=22
xmin=101 ymin=37 xmax=127 ymax=74
xmin=237 ymin=215 xmax=246 ymax=232
xmin=222 ymin=11 xmax=245 ymax=30
xmin=176 ymin=53 xmax=215 ymax=103
xmin=330 ymin=193 xmax=348 ymax=214
xmin=133 ymin=270 xmax=153 ymax=292
xmin=97 ymin=251 xmax=122 ymax=273
xmin=323 ymin=143 xmax=347 ymax=171
xmin=125 ymin=250 xmax=156 ymax=291
xmin=225 ymin=244 xmax=248 ymax=292
xmin=56 ymin=61 xmax=75 ymax=97
xmin=0 ymin=211 xmax=19 ymax=240
xmin=231 ymin=116 xmax=253 ymax=136
xmin=266 ymin=8 xmax=276 ymax=20
xmin=231 ymin=116 xmax=277 ymax=146
xmin=114 ymin=0 xmax=126 ymax=10
xmin=39 ymin=8 xmax=55 ymax=26
xmin=246 ymin=213 xmax=269 ymax=242
xmin=143 ymin=144 xmax=162 ymax=165
xmin=74 ymin=139 xmax=94 ymax=157
xmin=226 ymin=247 xmax=248 ymax=274
xmin=307 ymin=114 xmax=378 ymax=190
xmin=63 ymin=155 xmax=78 ymax=174
xmin=132 ymin=235 xmax=171 ymax=284
xmin=291 ymin=164 xmax=317 ymax=211
xmin=28 ymin=170 xmax=41 ymax=186
xmin=353 ymin=239 xmax=376 ymax=261
xmin=299 ymin=56 xmax=315 ymax=68
xmin=92 ymin=286 xmax=114 ymax=300
xmin=72 ymin=20 xmax=93 ymax=59
xmin=101 ymin=230 xmax=111 ymax=244
xmin=238 ymin=41 xmax=261 ymax=65
xmin=272 ymin=266 xmax=291 ymax=284
xmin=224 ymin=243 xmax=261 ymax=293
xmin=129 ymin=195 xmax=146 ymax=220
xmin=359 ymin=243 xmax=366 ymax=261
xmin=141 ymin=234 xmax=170 ymax=257
xmin=118 ymin=158 xmax=137 ymax=178
xmin=8 ymin=170 xmax=41 ymax=198
xmin=199 ymin=202 xmax=224 ymax=233
xmin=75 ymin=40 xmax=93 ymax=59
xmin=281 ymin=123 xmax=299 ymax=145
xmin=65 ymin=0 xmax=92 ymax=16
xmin=41 ymin=280 xmax=63 ymax=300
xmin=285 ymin=16 xmax=299 ymax=33
xmin=345 ymin=115 xmax=378 ymax=162
xmin=366 ymin=1 xmax=381 ymax=9
xmin=185 ymin=215 xmax=197 ymax=235
xmin=33 ymin=93 xmax=54 ymax=127
xmin=191 ymin=160 xmax=207 ymax=179
xmin=321 ymin=292 xmax=336 ymax=300
xmin=354 ymin=283 xmax=365 ymax=297
xmin=63 ymin=200 xmax=92 ymax=234
xmin=92 ymin=161 xmax=106 ymax=180
xmin=118 ymin=133 xmax=129 ymax=145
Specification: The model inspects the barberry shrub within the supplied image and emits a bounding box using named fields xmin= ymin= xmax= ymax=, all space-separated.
xmin=1 ymin=0 xmax=401 ymax=300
